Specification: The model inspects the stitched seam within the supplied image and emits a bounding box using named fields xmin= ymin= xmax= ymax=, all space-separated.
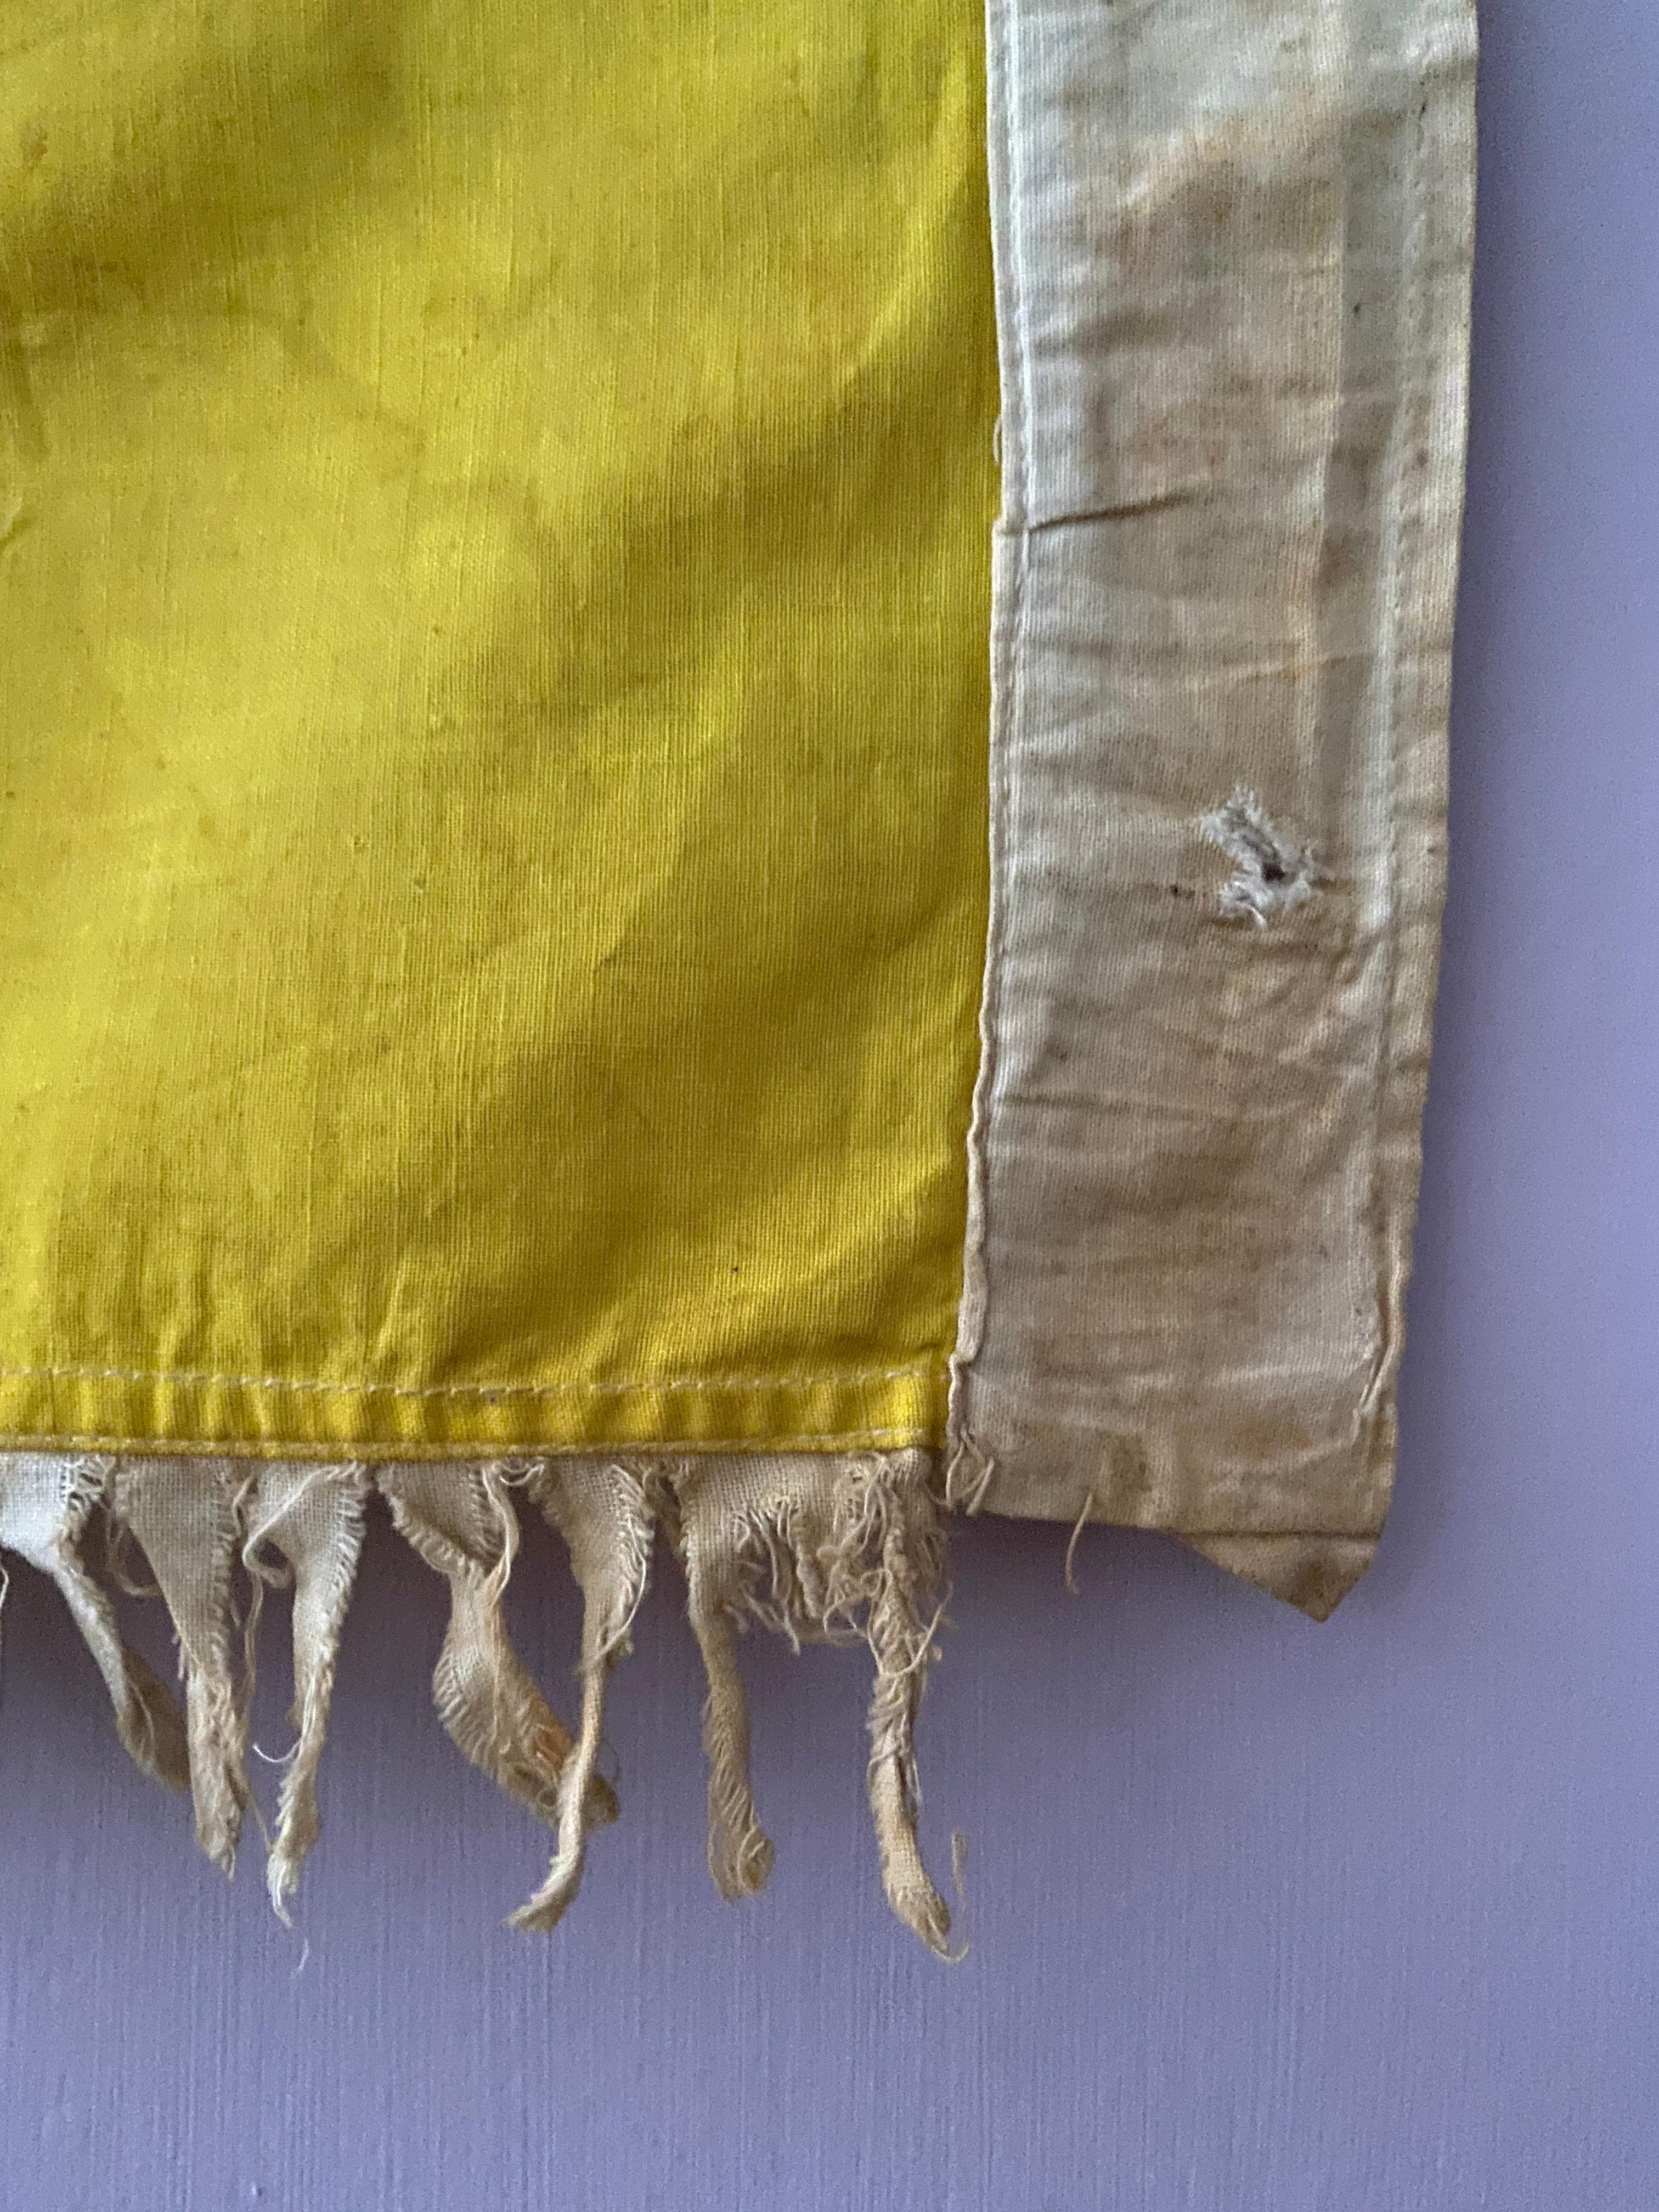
xmin=0 ymin=1359 xmax=942 ymax=1398
xmin=0 ymin=1427 xmax=935 ymax=1458
xmin=947 ymin=0 xmax=1029 ymax=1424
xmin=1362 ymin=18 xmax=1433 ymax=1412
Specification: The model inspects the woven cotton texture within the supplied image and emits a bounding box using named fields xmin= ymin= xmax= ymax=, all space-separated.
xmin=0 ymin=0 xmax=996 ymax=1458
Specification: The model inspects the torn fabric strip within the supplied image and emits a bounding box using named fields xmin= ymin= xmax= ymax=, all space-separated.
xmin=0 ymin=0 xmax=1475 ymax=1948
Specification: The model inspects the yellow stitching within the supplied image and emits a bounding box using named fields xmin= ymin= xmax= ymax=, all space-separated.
xmin=0 ymin=1428 xmax=935 ymax=1460
xmin=0 ymin=1359 xmax=941 ymax=1398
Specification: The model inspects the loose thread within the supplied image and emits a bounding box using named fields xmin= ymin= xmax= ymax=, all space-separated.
xmin=1064 ymin=1488 xmax=1098 ymax=1595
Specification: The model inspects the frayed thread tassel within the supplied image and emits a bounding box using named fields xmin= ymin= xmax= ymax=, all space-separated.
xmin=0 ymin=1454 xmax=188 ymax=1791
xmin=506 ymin=1461 xmax=656 ymax=1931
xmin=675 ymin=1464 xmax=777 ymax=1904
xmin=240 ymin=1464 xmax=371 ymax=1920
xmin=375 ymin=1462 xmax=616 ymax=1833
xmin=669 ymin=1450 xmax=954 ymax=1955
xmin=110 ymin=1459 xmax=249 ymax=1872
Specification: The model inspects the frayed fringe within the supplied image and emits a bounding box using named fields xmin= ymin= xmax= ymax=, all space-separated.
xmin=0 ymin=1455 xmax=188 ymax=1791
xmin=240 ymin=1464 xmax=370 ymax=1920
xmin=375 ymin=1463 xmax=614 ymax=1834
xmin=110 ymin=1459 xmax=249 ymax=1871
xmin=672 ymin=1450 xmax=954 ymax=1955
xmin=507 ymin=1460 xmax=655 ymax=1931
xmin=0 ymin=1448 xmax=953 ymax=1954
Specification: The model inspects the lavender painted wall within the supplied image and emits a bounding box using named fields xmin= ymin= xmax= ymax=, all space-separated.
xmin=2 ymin=6 xmax=1655 ymax=2204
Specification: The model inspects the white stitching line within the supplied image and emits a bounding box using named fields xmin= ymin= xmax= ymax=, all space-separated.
xmin=1361 ymin=15 xmax=1436 ymax=1412
xmin=0 ymin=1427 xmax=936 ymax=1457
xmin=0 ymin=1360 xmax=941 ymax=1399
xmin=947 ymin=0 xmax=1029 ymax=1435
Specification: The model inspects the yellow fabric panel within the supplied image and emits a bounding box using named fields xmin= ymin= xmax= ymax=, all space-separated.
xmin=0 ymin=0 xmax=995 ymax=1454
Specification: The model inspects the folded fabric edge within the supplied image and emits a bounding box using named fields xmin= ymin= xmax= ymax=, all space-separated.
xmin=946 ymin=0 xmax=1477 ymax=1598
xmin=946 ymin=1430 xmax=1388 ymax=1622
xmin=0 ymin=1447 xmax=958 ymax=1956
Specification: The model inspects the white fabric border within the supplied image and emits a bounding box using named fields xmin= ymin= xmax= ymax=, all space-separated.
xmin=950 ymin=0 xmax=1479 ymax=1615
